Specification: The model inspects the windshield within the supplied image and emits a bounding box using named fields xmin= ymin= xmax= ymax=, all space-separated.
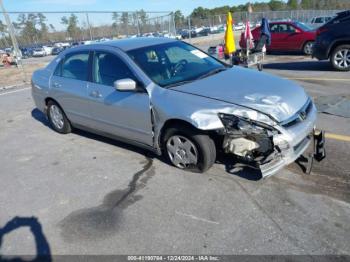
xmin=294 ymin=21 xmax=312 ymax=31
xmin=127 ymin=41 xmax=226 ymax=87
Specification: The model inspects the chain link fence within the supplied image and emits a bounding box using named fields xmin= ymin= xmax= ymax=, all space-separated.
xmin=0 ymin=11 xmax=175 ymax=87
xmin=184 ymin=9 xmax=343 ymax=30
xmin=0 ymin=11 xmax=175 ymax=48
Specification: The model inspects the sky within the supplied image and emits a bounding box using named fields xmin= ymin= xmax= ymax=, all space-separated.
xmin=2 ymin=0 xmax=267 ymax=16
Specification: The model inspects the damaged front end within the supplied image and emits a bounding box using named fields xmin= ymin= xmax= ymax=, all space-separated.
xmin=217 ymin=109 xmax=326 ymax=178
xmin=218 ymin=113 xmax=281 ymax=177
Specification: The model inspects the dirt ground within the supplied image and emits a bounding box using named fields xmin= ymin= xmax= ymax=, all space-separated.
xmin=0 ymin=62 xmax=44 ymax=88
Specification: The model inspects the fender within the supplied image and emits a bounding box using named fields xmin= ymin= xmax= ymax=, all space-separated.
xmin=327 ymin=37 xmax=350 ymax=58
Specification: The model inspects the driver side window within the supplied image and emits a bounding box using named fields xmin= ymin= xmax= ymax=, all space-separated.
xmin=92 ymin=52 xmax=135 ymax=87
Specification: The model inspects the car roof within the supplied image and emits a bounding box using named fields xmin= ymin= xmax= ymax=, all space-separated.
xmin=73 ymin=37 xmax=178 ymax=52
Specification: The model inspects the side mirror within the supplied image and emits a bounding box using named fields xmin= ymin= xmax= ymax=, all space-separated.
xmin=114 ymin=78 xmax=137 ymax=92
xmin=295 ymin=29 xmax=301 ymax=33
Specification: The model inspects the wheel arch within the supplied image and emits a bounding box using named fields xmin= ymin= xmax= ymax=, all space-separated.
xmin=327 ymin=39 xmax=350 ymax=58
xmin=44 ymin=97 xmax=71 ymax=124
xmin=158 ymin=119 xmax=198 ymax=148
xmin=157 ymin=118 xmax=219 ymax=151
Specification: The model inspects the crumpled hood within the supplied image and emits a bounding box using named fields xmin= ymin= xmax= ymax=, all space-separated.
xmin=173 ymin=67 xmax=308 ymax=122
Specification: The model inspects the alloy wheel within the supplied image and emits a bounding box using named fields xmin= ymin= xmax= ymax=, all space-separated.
xmin=304 ymin=42 xmax=314 ymax=55
xmin=333 ymin=48 xmax=350 ymax=69
xmin=166 ymin=135 xmax=198 ymax=168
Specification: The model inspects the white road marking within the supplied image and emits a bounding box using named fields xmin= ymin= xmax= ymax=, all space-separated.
xmin=175 ymin=211 xmax=219 ymax=225
xmin=0 ymin=87 xmax=30 ymax=96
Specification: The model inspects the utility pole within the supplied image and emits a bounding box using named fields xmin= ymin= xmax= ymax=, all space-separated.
xmin=0 ymin=0 xmax=27 ymax=82
xmin=85 ymin=13 xmax=93 ymax=41
xmin=0 ymin=0 xmax=21 ymax=59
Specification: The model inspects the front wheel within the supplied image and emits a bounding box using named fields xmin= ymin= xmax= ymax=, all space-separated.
xmin=163 ymin=126 xmax=216 ymax=173
xmin=303 ymin=41 xmax=314 ymax=55
xmin=331 ymin=45 xmax=350 ymax=71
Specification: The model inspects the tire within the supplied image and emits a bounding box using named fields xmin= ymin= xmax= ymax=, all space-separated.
xmin=47 ymin=100 xmax=72 ymax=134
xmin=330 ymin=45 xmax=350 ymax=71
xmin=162 ymin=126 xmax=216 ymax=173
xmin=303 ymin=41 xmax=314 ymax=55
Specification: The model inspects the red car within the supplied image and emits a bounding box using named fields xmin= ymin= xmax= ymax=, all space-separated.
xmin=240 ymin=21 xmax=316 ymax=55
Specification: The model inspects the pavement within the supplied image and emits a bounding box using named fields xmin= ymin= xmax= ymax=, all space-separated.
xmin=0 ymin=53 xmax=349 ymax=258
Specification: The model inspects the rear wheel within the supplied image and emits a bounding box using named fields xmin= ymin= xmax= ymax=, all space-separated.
xmin=47 ymin=101 xmax=72 ymax=134
xmin=163 ymin=126 xmax=216 ymax=173
xmin=331 ymin=45 xmax=350 ymax=71
xmin=303 ymin=41 xmax=314 ymax=55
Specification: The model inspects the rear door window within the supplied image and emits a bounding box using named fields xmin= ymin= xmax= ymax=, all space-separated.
xmin=62 ymin=52 xmax=89 ymax=81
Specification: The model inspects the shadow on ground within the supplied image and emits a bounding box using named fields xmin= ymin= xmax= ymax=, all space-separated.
xmin=0 ymin=216 xmax=51 ymax=262
xmin=264 ymin=60 xmax=334 ymax=71
xmin=216 ymin=153 xmax=262 ymax=181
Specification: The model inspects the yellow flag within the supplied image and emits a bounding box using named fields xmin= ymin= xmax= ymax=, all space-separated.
xmin=224 ymin=12 xmax=236 ymax=55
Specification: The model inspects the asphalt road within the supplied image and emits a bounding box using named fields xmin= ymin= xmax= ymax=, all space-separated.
xmin=0 ymin=54 xmax=349 ymax=257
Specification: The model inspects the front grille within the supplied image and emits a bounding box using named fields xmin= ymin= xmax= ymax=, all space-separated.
xmin=281 ymin=99 xmax=313 ymax=128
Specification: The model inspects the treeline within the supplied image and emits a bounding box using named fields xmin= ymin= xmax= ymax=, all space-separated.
xmin=189 ymin=0 xmax=350 ymax=18
xmin=0 ymin=10 xmax=169 ymax=47
xmin=173 ymin=0 xmax=350 ymax=28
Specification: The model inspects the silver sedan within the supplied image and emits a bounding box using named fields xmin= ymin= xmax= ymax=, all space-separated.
xmin=31 ymin=37 xmax=325 ymax=177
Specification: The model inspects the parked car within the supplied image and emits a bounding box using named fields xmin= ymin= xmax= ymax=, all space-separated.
xmin=240 ymin=21 xmax=316 ymax=55
xmin=309 ymin=16 xmax=333 ymax=28
xmin=31 ymin=38 xmax=324 ymax=177
xmin=179 ymin=29 xmax=197 ymax=39
xmin=313 ymin=10 xmax=350 ymax=71
xmin=234 ymin=22 xmax=245 ymax=31
xmin=51 ymin=47 xmax=64 ymax=55
xmin=32 ymin=47 xmax=46 ymax=57
xmin=43 ymin=46 xmax=53 ymax=55
xmin=197 ymin=28 xmax=211 ymax=37
xmin=20 ymin=47 xmax=33 ymax=58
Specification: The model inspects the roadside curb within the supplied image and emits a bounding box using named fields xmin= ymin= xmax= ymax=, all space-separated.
xmin=0 ymin=83 xmax=28 ymax=91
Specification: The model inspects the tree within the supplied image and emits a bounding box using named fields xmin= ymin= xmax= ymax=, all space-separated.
xmin=49 ymin=24 xmax=55 ymax=32
xmin=37 ymin=13 xmax=49 ymax=42
xmin=300 ymin=0 xmax=311 ymax=9
xmin=268 ymin=0 xmax=286 ymax=11
xmin=112 ymin=12 xmax=120 ymax=36
xmin=61 ymin=14 xmax=80 ymax=40
xmin=120 ymin=12 xmax=129 ymax=35
xmin=16 ymin=13 xmax=40 ymax=44
xmin=174 ymin=10 xmax=185 ymax=28
xmin=0 ymin=20 xmax=6 ymax=33
xmin=0 ymin=20 xmax=10 ymax=47
xmin=191 ymin=7 xmax=211 ymax=19
xmin=137 ymin=9 xmax=148 ymax=34
xmin=287 ymin=0 xmax=299 ymax=9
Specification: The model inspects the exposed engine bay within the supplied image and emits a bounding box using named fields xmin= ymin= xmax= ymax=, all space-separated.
xmin=218 ymin=113 xmax=277 ymax=166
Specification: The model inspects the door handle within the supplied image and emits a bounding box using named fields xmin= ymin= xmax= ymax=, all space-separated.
xmin=89 ymin=90 xmax=102 ymax=98
xmin=53 ymin=82 xmax=61 ymax=88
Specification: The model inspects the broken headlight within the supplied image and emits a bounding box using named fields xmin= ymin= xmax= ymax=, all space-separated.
xmin=218 ymin=112 xmax=275 ymax=132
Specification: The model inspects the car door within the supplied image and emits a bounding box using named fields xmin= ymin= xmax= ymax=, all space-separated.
xmin=269 ymin=24 xmax=285 ymax=50
xmin=50 ymin=51 xmax=94 ymax=127
xmin=283 ymin=24 xmax=305 ymax=50
xmin=87 ymin=50 xmax=153 ymax=146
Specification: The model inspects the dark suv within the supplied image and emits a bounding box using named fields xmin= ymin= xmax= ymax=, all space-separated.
xmin=313 ymin=10 xmax=350 ymax=71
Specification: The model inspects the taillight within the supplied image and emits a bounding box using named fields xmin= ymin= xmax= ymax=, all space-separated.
xmin=316 ymin=27 xmax=328 ymax=36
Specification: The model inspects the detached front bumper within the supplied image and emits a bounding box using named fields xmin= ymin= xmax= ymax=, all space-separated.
xmin=259 ymin=129 xmax=326 ymax=178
